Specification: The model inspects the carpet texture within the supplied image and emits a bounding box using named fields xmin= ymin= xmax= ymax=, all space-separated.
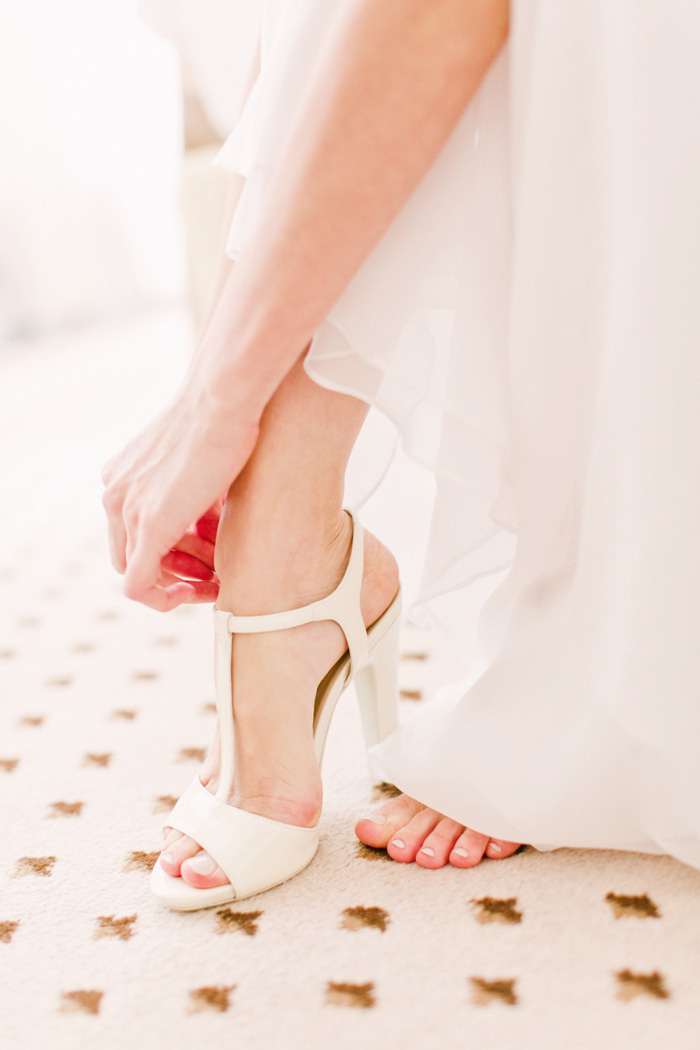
xmin=2 ymin=311 xmax=700 ymax=1050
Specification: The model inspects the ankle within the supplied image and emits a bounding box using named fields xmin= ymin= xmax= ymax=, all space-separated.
xmin=215 ymin=505 xmax=352 ymax=614
xmin=236 ymin=780 xmax=323 ymax=828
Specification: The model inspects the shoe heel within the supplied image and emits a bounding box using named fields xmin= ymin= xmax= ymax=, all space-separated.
xmin=353 ymin=605 xmax=401 ymax=751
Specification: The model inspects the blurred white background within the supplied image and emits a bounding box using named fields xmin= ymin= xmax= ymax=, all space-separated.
xmin=0 ymin=0 xmax=197 ymax=567
xmin=0 ymin=0 xmax=186 ymax=340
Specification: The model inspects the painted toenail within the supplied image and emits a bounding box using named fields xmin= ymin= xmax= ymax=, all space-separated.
xmin=391 ymin=838 xmax=406 ymax=849
xmin=160 ymin=852 xmax=174 ymax=866
xmin=488 ymin=842 xmax=503 ymax=853
xmin=419 ymin=846 xmax=435 ymax=857
xmin=364 ymin=813 xmax=387 ymax=825
xmin=453 ymin=847 xmax=469 ymax=857
xmin=189 ymin=852 xmax=217 ymax=875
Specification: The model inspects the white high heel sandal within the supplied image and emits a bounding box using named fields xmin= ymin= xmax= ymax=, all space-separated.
xmin=150 ymin=508 xmax=401 ymax=911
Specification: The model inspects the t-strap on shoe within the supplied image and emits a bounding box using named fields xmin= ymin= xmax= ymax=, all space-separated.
xmin=150 ymin=508 xmax=402 ymax=910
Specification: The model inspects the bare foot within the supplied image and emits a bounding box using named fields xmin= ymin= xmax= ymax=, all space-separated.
xmin=355 ymin=794 xmax=522 ymax=867
xmin=158 ymin=511 xmax=400 ymax=889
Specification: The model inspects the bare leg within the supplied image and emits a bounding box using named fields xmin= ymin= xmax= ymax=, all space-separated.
xmin=159 ymin=353 xmax=398 ymax=886
xmin=158 ymin=355 xmax=520 ymax=886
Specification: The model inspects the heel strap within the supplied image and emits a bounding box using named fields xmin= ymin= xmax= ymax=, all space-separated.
xmin=213 ymin=508 xmax=369 ymax=675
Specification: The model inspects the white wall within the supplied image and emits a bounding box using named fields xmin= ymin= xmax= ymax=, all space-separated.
xmin=0 ymin=0 xmax=186 ymax=339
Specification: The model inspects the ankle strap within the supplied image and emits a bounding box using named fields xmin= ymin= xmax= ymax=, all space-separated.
xmin=213 ymin=508 xmax=369 ymax=674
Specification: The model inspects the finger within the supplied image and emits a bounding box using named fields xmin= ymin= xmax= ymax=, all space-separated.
xmin=182 ymin=579 xmax=220 ymax=604
xmin=195 ymin=503 xmax=222 ymax=544
xmin=161 ymin=549 xmax=215 ymax=581
xmin=170 ymin=532 xmax=217 ymax=571
xmin=106 ymin=517 xmax=128 ymax=574
xmin=123 ymin=539 xmax=173 ymax=607
xmin=100 ymin=455 xmax=116 ymax=486
xmin=132 ymin=581 xmax=196 ymax=613
xmin=159 ymin=567 xmax=217 ymax=605
xmin=101 ymin=487 xmax=128 ymax=574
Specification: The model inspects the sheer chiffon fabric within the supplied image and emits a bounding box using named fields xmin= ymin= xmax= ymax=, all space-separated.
xmin=144 ymin=0 xmax=700 ymax=868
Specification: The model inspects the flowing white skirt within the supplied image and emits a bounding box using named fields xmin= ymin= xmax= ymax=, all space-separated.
xmin=143 ymin=0 xmax=700 ymax=869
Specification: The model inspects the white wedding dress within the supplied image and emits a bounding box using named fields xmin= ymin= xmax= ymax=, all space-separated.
xmin=142 ymin=0 xmax=700 ymax=870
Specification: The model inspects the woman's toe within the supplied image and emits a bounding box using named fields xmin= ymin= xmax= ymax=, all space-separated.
xmin=180 ymin=850 xmax=229 ymax=889
xmin=355 ymin=796 xmax=522 ymax=870
xmin=448 ymin=827 xmax=491 ymax=868
xmin=162 ymin=827 xmax=184 ymax=850
xmin=159 ymin=831 xmax=206 ymax=877
xmin=415 ymin=817 xmax=464 ymax=868
xmin=484 ymin=838 xmax=522 ymax=860
xmin=386 ymin=806 xmax=443 ymax=863
xmin=355 ymin=793 xmax=424 ymax=848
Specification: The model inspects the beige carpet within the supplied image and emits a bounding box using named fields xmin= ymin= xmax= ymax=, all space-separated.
xmin=2 ymin=310 xmax=700 ymax=1050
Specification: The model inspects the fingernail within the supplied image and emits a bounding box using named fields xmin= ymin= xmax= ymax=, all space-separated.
xmin=189 ymin=852 xmax=217 ymax=875
xmin=160 ymin=852 xmax=174 ymax=866
xmin=488 ymin=842 xmax=503 ymax=853
xmin=419 ymin=846 xmax=435 ymax=857
xmin=391 ymin=838 xmax=405 ymax=849
xmin=364 ymin=813 xmax=387 ymax=826
xmin=453 ymin=847 xmax=469 ymax=858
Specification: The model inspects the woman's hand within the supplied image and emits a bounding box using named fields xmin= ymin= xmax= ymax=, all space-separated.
xmin=158 ymin=498 xmax=224 ymax=605
xmin=101 ymin=388 xmax=258 ymax=611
